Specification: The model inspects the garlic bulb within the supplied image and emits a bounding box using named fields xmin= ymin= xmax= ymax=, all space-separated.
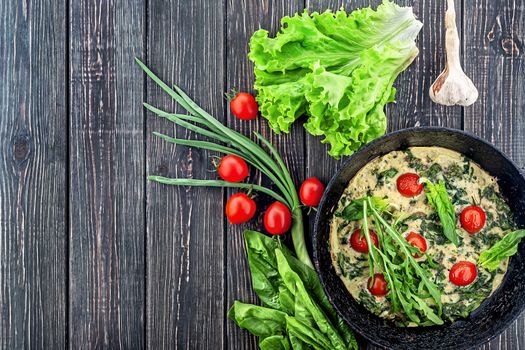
xmin=429 ymin=0 xmax=478 ymax=106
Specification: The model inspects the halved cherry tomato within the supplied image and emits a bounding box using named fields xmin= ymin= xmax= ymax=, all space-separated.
xmin=449 ymin=261 xmax=477 ymax=286
xmin=264 ymin=202 xmax=292 ymax=235
xmin=218 ymin=155 xmax=249 ymax=183
xmin=396 ymin=173 xmax=424 ymax=197
xmin=406 ymin=232 xmax=427 ymax=258
xmin=225 ymin=193 xmax=256 ymax=224
xmin=350 ymin=229 xmax=379 ymax=253
xmin=460 ymin=206 xmax=486 ymax=234
xmin=230 ymin=92 xmax=258 ymax=120
xmin=299 ymin=177 xmax=325 ymax=207
xmin=367 ymin=273 xmax=388 ymax=297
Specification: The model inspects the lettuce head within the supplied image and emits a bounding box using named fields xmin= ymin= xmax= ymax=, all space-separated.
xmin=248 ymin=0 xmax=422 ymax=158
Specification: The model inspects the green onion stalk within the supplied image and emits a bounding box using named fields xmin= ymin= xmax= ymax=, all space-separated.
xmin=136 ymin=58 xmax=313 ymax=269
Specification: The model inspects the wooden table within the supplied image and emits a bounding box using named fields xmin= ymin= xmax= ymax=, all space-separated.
xmin=1 ymin=0 xmax=524 ymax=348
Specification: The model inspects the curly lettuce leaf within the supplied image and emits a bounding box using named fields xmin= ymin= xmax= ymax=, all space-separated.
xmin=249 ymin=1 xmax=422 ymax=158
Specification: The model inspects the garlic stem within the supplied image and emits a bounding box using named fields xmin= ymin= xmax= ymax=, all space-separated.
xmin=445 ymin=0 xmax=461 ymax=68
xmin=429 ymin=0 xmax=478 ymax=106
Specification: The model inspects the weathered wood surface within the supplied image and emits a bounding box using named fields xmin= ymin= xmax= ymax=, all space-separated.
xmin=0 ymin=1 xmax=67 ymax=349
xmin=69 ymin=0 xmax=145 ymax=348
xmin=225 ymin=1 xmax=307 ymax=348
xmin=0 ymin=0 xmax=523 ymax=349
xmin=145 ymin=0 xmax=225 ymax=349
xmin=464 ymin=1 xmax=525 ymax=349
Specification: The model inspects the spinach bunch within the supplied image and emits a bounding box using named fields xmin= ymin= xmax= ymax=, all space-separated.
xmin=229 ymin=231 xmax=357 ymax=350
xmin=361 ymin=198 xmax=444 ymax=326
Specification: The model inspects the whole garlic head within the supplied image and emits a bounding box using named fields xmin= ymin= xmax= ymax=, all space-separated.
xmin=429 ymin=0 xmax=478 ymax=106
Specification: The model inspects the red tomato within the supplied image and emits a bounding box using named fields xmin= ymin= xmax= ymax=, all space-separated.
xmin=367 ymin=273 xmax=388 ymax=297
xmin=449 ymin=261 xmax=477 ymax=286
xmin=218 ymin=155 xmax=249 ymax=183
xmin=264 ymin=202 xmax=292 ymax=235
xmin=460 ymin=206 xmax=486 ymax=234
xmin=225 ymin=193 xmax=256 ymax=224
xmin=406 ymin=232 xmax=427 ymax=258
xmin=396 ymin=173 xmax=424 ymax=197
xmin=230 ymin=92 xmax=258 ymax=120
xmin=350 ymin=229 xmax=379 ymax=253
xmin=299 ymin=177 xmax=325 ymax=207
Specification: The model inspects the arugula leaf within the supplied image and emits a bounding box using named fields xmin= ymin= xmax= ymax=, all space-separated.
xmin=249 ymin=2 xmax=422 ymax=158
xmin=362 ymin=197 xmax=444 ymax=326
xmin=338 ymin=196 xmax=388 ymax=221
xmin=478 ymin=229 xmax=525 ymax=271
xmin=424 ymin=180 xmax=459 ymax=246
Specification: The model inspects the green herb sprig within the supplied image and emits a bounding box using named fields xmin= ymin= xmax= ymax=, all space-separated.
xmin=361 ymin=197 xmax=444 ymax=325
xmin=136 ymin=58 xmax=312 ymax=268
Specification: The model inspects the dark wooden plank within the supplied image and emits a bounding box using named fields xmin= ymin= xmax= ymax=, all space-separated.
xmin=145 ymin=0 xmax=225 ymax=348
xmin=225 ymin=1 xmax=305 ymax=349
xmin=464 ymin=1 xmax=525 ymax=349
xmin=0 ymin=1 xmax=67 ymax=348
xmin=69 ymin=0 xmax=145 ymax=347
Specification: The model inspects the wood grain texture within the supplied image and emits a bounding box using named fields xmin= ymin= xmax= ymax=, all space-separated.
xmin=225 ymin=1 xmax=305 ymax=349
xmin=145 ymin=0 xmax=225 ymax=348
xmin=0 ymin=0 xmax=67 ymax=349
xmin=68 ymin=0 xmax=145 ymax=348
xmin=464 ymin=1 xmax=525 ymax=349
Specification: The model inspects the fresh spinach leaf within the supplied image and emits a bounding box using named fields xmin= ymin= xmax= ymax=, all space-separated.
xmin=228 ymin=301 xmax=287 ymax=338
xmin=276 ymin=250 xmax=347 ymax=350
xmin=424 ymin=180 xmax=459 ymax=246
xmin=285 ymin=316 xmax=333 ymax=350
xmin=244 ymin=230 xmax=289 ymax=309
xmin=243 ymin=230 xmax=357 ymax=349
xmin=259 ymin=335 xmax=291 ymax=350
xmin=478 ymin=229 xmax=525 ymax=271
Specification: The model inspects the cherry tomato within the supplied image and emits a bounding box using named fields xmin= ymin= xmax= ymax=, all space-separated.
xmin=460 ymin=206 xmax=486 ymax=234
xmin=225 ymin=193 xmax=256 ymax=224
xmin=406 ymin=232 xmax=427 ymax=258
xmin=299 ymin=177 xmax=325 ymax=207
xmin=264 ymin=202 xmax=292 ymax=235
xmin=350 ymin=229 xmax=379 ymax=253
xmin=230 ymin=92 xmax=258 ymax=120
xmin=218 ymin=155 xmax=249 ymax=183
xmin=396 ymin=173 xmax=424 ymax=197
xmin=449 ymin=261 xmax=477 ymax=286
xmin=367 ymin=273 xmax=388 ymax=297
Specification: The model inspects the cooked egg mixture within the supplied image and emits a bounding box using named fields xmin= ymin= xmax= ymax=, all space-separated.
xmin=330 ymin=147 xmax=514 ymax=325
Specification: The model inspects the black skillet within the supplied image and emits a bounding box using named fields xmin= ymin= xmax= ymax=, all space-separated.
xmin=312 ymin=127 xmax=525 ymax=349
